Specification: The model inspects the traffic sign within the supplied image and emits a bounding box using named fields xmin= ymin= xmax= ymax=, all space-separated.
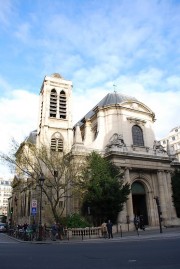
xmin=31 ymin=199 xmax=37 ymax=208
xmin=31 ymin=199 xmax=37 ymax=215
xmin=31 ymin=207 xmax=37 ymax=214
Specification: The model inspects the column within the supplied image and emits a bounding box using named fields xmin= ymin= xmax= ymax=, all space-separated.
xmin=157 ymin=170 xmax=168 ymax=221
xmin=124 ymin=168 xmax=134 ymax=223
xmin=166 ymin=171 xmax=177 ymax=220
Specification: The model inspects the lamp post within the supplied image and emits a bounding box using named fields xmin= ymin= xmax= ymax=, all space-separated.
xmin=37 ymin=173 xmax=45 ymax=241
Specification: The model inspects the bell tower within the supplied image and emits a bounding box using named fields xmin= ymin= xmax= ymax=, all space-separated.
xmin=36 ymin=73 xmax=73 ymax=153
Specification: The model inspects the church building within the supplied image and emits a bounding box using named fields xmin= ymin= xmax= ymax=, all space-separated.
xmin=12 ymin=73 xmax=180 ymax=230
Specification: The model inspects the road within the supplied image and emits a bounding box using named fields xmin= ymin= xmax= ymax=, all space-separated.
xmin=1 ymin=232 xmax=180 ymax=269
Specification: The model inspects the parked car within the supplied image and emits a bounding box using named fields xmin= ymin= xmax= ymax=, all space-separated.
xmin=0 ymin=223 xmax=7 ymax=232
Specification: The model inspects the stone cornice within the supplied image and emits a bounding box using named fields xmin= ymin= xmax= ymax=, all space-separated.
xmin=126 ymin=116 xmax=146 ymax=125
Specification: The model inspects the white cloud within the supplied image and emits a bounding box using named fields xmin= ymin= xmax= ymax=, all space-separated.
xmin=0 ymin=89 xmax=39 ymax=178
xmin=0 ymin=90 xmax=39 ymax=152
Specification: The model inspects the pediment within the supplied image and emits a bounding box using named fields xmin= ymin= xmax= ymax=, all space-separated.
xmin=122 ymin=101 xmax=154 ymax=114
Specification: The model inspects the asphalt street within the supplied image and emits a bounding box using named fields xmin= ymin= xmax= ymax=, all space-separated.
xmin=1 ymin=228 xmax=180 ymax=269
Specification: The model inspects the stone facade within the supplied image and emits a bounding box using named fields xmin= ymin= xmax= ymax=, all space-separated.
xmin=10 ymin=74 xmax=180 ymax=229
xmin=36 ymin=73 xmax=73 ymax=152
xmin=72 ymin=90 xmax=180 ymax=229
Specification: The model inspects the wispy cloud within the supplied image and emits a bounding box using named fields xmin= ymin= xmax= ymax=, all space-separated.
xmin=0 ymin=89 xmax=39 ymax=152
xmin=0 ymin=0 xmax=14 ymax=27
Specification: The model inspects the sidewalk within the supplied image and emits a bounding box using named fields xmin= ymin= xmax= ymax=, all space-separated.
xmin=9 ymin=226 xmax=180 ymax=244
xmin=115 ymin=226 xmax=180 ymax=237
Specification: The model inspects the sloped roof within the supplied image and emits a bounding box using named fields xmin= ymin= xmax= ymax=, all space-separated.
xmin=76 ymin=92 xmax=137 ymax=126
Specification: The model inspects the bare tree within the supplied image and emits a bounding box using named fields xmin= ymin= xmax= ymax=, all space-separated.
xmin=0 ymin=139 xmax=86 ymax=223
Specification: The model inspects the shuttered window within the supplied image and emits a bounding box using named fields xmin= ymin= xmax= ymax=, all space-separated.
xmin=59 ymin=90 xmax=66 ymax=119
xmin=51 ymin=133 xmax=63 ymax=152
xmin=49 ymin=89 xmax=57 ymax=117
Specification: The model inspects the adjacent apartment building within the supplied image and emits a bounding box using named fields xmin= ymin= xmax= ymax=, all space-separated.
xmin=0 ymin=178 xmax=12 ymax=216
xmin=160 ymin=126 xmax=180 ymax=162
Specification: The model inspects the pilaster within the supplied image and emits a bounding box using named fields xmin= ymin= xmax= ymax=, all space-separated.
xmin=157 ymin=170 xmax=168 ymax=221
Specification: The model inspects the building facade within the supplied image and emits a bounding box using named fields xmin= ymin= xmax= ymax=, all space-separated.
xmin=11 ymin=73 xmax=180 ymax=229
xmin=160 ymin=126 xmax=180 ymax=162
xmin=0 ymin=178 xmax=12 ymax=216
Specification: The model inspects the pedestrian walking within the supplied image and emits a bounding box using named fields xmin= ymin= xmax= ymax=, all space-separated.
xmin=134 ymin=216 xmax=140 ymax=231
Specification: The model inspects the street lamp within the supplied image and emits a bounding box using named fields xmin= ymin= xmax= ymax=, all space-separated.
xmin=37 ymin=173 xmax=45 ymax=241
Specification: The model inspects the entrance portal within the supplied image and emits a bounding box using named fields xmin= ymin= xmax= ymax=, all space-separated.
xmin=132 ymin=181 xmax=148 ymax=225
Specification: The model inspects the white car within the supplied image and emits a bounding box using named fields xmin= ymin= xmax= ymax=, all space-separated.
xmin=0 ymin=223 xmax=7 ymax=232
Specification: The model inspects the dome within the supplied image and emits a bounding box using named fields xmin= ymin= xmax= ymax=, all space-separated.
xmin=76 ymin=92 xmax=138 ymax=126
xmin=51 ymin=73 xmax=62 ymax=78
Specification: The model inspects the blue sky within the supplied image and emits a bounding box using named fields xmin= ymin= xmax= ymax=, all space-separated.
xmin=0 ymin=0 xmax=180 ymax=177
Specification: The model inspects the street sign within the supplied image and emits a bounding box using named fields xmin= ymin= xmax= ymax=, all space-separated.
xmin=31 ymin=207 xmax=37 ymax=214
xmin=31 ymin=199 xmax=37 ymax=208
xmin=31 ymin=199 xmax=37 ymax=215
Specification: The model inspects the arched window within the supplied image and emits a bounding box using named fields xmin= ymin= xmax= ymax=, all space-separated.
xmin=51 ymin=132 xmax=63 ymax=152
xmin=49 ymin=89 xmax=57 ymax=117
xmin=131 ymin=182 xmax=146 ymax=195
xmin=59 ymin=90 xmax=66 ymax=119
xmin=132 ymin=125 xmax=144 ymax=146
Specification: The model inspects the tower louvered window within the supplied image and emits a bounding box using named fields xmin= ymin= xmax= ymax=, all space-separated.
xmin=132 ymin=125 xmax=144 ymax=146
xmin=49 ymin=89 xmax=57 ymax=117
xmin=39 ymin=101 xmax=43 ymax=127
xmin=51 ymin=133 xmax=63 ymax=152
xmin=59 ymin=90 xmax=66 ymax=119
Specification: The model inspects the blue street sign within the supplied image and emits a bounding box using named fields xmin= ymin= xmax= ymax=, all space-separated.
xmin=31 ymin=207 xmax=37 ymax=214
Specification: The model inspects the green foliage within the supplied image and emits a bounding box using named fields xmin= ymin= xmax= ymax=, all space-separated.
xmin=64 ymin=213 xmax=90 ymax=228
xmin=172 ymin=169 xmax=180 ymax=217
xmin=81 ymin=152 xmax=130 ymax=225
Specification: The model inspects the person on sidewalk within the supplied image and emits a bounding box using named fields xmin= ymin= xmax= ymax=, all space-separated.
xmin=57 ymin=223 xmax=64 ymax=240
xmin=106 ymin=220 xmax=113 ymax=239
xmin=134 ymin=215 xmax=140 ymax=231
xmin=51 ymin=222 xmax=58 ymax=241
xmin=140 ymin=215 xmax=145 ymax=231
xmin=31 ymin=221 xmax=37 ymax=240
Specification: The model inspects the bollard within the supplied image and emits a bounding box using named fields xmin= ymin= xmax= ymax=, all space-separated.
xmin=120 ymin=225 xmax=122 ymax=237
xmin=81 ymin=229 xmax=84 ymax=240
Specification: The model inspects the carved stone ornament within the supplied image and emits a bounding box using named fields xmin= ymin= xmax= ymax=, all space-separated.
xmin=153 ymin=140 xmax=166 ymax=153
xmin=105 ymin=133 xmax=126 ymax=150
